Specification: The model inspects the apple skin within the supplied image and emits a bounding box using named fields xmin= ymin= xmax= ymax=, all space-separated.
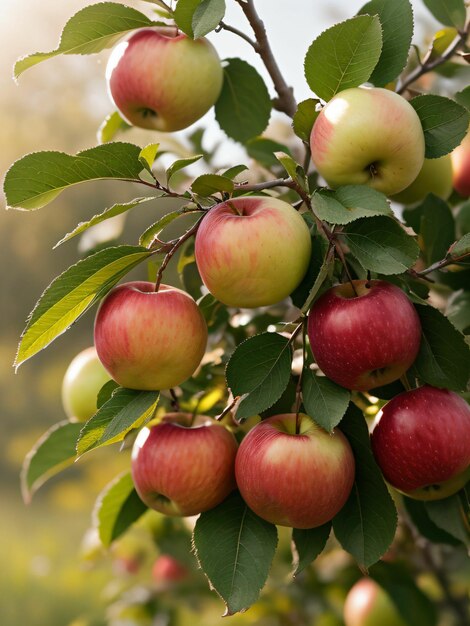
xmin=310 ymin=87 xmax=425 ymax=196
xmin=235 ymin=413 xmax=355 ymax=529
xmin=61 ymin=347 xmax=111 ymax=422
xmin=106 ymin=29 xmax=223 ymax=132
xmin=307 ymin=280 xmax=422 ymax=391
xmin=131 ymin=413 xmax=238 ymax=516
xmin=344 ymin=578 xmax=407 ymax=626
xmin=94 ymin=281 xmax=207 ymax=391
xmin=452 ymin=130 xmax=470 ymax=198
xmin=371 ymin=385 xmax=470 ymax=500
xmin=194 ymin=196 xmax=312 ymax=308
xmin=152 ymin=554 xmax=188 ymax=584
xmin=391 ymin=155 xmax=453 ymax=205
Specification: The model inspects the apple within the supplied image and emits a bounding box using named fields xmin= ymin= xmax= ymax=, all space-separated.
xmin=344 ymin=578 xmax=407 ymax=626
xmin=307 ymin=280 xmax=422 ymax=391
xmin=371 ymin=385 xmax=470 ymax=500
xmin=152 ymin=554 xmax=187 ymax=584
xmin=235 ymin=413 xmax=355 ymax=528
xmin=391 ymin=155 xmax=453 ymax=205
xmin=94 ymin=281 xmax=207 ymax=391
xmin=310 ymin=87 xmax=425 ymax=196
xmin=452 ymin=130 xmax=470 ymax=198
xmin=131 ymin=413 xmax=238 ymax=516
xmin=106 ymin=28 xmax=223 ymax=132
xmin=61 ymin=346 xmax=111 ymax=422
xmin=194 ymin=196 xmax=312 ymax=308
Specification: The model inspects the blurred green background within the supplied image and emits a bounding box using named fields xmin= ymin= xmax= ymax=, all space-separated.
xmin=1 ymin=2 xmax=469 ymax=625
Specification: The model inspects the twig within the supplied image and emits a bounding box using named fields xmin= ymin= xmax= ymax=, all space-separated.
xmin=235 ymin=176 xmax=292 ymax=192
xmin=217 ymin=21 xmax=258 ymax=49
xmin=410 ymin=251 xmax=470 ymax=278
xmin=169 ymin=388 xmax=180 ymax=411
xmin=397 ymin=24 xmax=470 ymax=95
xmin=215 ymin=396 xmax=240 ymax=422
xmin=294 ymin=322 xmax=307 ymax=434
xmin=234 ymin=0 xmax=297 ymax=117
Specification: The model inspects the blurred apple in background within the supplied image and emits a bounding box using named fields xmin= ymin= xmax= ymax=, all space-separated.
xmin=344 ymin=578 xmax=407 ymax=626
xmin=152 ymin=554 xmax=188 ymax=585
xmin=61 ymin=347 xmax=111 ymax=422
xmin=94 ymin=282 xmax=208 ymax=391
xmin=371 ymin=385 xmax=470 ymax=500
xmin=106 ymin=29 xmax=223 ymax=131
xmin=132 ymin=413 xmax=238 ymax=516
xmin=307 ymin=280 xmax=422 ymax=391
xmin=310 ymin=87 xmax=425 ymax=196
xmin=452 ymin=130 xmax=470 ymax=198
xmin=235 ymin=413 xmax=355 ymax=528
xmin=391 ymin=155 xmax=453 ymax=205
xmin=195 ymin=196 xmax=312 ymax=308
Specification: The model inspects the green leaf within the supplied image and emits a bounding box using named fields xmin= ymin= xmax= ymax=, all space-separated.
xmin=419 ymin=194 xmax=455 ymax=265
xmin=293 ymin=99 xmax=320 ymax=142
xmin=411 ymin=95 xmax=469 ymax=158
xmin=358 ymin=0 xmax=413 ymax=86
xmin=174 ymin=0 xmax=202 ymax=37
xmin=411 ymin=304 xmax=470 ymax=391
xmin=97 ymin=380 xmax=120 ymax=409
xmin=192 ymin=0 xmax=225 ymax=39
xmin=55 ymin=197 xmax=157 ymax=248
xmin=423 ymin=0 xmax=467 ymax=29
xmin=300 ymin=249 xmax=335 ymax=314
xmin=98 ymin=111 xmax=130 ymax=144
xmin=291 ymin=523 xmax=331 ymax=576
xmin=275 ymin=152 xmax=301 ymax=182
xmin=94 ymin=472 xmax=148 ymax=547
xmin=21 ymin=420 xmax=82 ymax=503
xmin=193 ymin=491 xmax=278 ymax=615
xmin=226 ymin=333 xmax=292 ymax=422
xmin=139 ymin=209 xmax=201 ymax=247
xmin=215 ymin=58 xmax=272 ymax=143
xmin=291 ymin=234 xmax=330 ymax=310
xmin=14 ymin=3 xmax=155 ymax=79
xmin=455 ymin=86 xmax=470 ymax=111
xmin=139 ymin=143 xmax=160 ymax=174
xmin=342 ymin=216 xmax=419 ymax=275
xmin=446 ymin=290 xmax=470 ymax=334
xmin=425 ymin=493 xmax=470 ymax=547
xmin=403 ymin=497 xmax=461 ymax=545
xmin=369 ymin=561 xmax=438 ymax=626
xmin=191 ymin=173 xmax=234 ymax=196
xmin=221 ymin=164 xmax=248 ymax=180
xmin=166 ymin=155 xmax=203 ymax=184
xmin=246 ymin=138 xmax=292 ymax=169
xmin=332 ymin=405 xmax=397 ymax=569
xmin=4 ymin=143 xmax=143 ymax=210
xmin=451 ymin=232 xmax=470 ymax=257
xmin=312 ymin=186 xmax=392 ymax=225
xmin=302 ymin=369 xmax=350 ymax=433
xmin=77 ymin=388 xmax=159 ymax=455
xmin=15 ymin=245 xmax=152 ymax=368
xmin=304 ymin=15 xmax=383 ymax=101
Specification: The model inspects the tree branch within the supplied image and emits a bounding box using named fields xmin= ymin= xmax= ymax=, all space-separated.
xmin=409 ymin=250 xmax=470 ymax=279
xmin=234 ymin=0 xmax=297 ymax=117
xmin=217 ymin=21 xmax=258 ymax=49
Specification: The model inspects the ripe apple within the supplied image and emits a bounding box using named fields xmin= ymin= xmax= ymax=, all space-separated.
xmin=344 ymin=578 xmax=407 ymax=626
xmin=235 ymin=413 xmax=355 ymax=528
xmin=61 ymin=346 xmax=111 ymax=422
xmin=391 ymin=155 xmax=453 ymax=205
xmin=307 ymin=280 xmax=422 ymax=391
xmin=371 ymin=385 xmax=470 ymax=500
xmin=94 ymin=281 xmax=207 ymax=391
xmin=106 ymin=28 xmax=223 ymax=131
xmin=152 ymin=554 xmax=188 ymax=584
xmin=452 ymin=130 xmax=470 ymax=197
xmin=194 ymin=196 xmax=312 ymax=308
xmin=131 ymin=413 xmax=238 ymax=516
xmin=310 ymin=87 xmax=425 ymax=196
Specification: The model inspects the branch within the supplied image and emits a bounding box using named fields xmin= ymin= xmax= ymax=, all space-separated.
xmin=234 ymin=0 xmax=297 ymax=117
xmin=397 ymin=24 xmax=470 ymax=95
xmin=410 ymin=250 xmax=470 ymax=279
xmin=217 ymin=21 xmax=258 ymax=49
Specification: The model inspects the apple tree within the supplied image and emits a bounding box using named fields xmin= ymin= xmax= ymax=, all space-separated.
xmin=3 ymin=0 xmax=470 ymax=624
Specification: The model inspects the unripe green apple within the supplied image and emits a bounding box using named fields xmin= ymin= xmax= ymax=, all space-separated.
xmin=391 ymin=155 xmax=453 ymax=205
xmin=195 ymin=196 xmax=312 ymax=308
xmin=61 ymin=347 xmax=111 ymax=422
xmin=344 ymin=578 xmax=407 ymax=626
xmin=310 ymin=87 xmax=425 ymax=196
xmin=106 ymin=29 xmax=223 ymax=131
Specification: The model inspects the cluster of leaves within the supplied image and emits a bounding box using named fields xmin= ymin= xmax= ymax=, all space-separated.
xmin=4 ymin=0 xmax=470 ymax=620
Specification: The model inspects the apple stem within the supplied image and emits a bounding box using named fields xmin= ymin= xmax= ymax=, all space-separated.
xmin=154 ymin=214 xmax=205 ymax=292
xmin=334 ymin=242 xmax=359 ymax=297
xmin=169 ymin=388 xmax=180 ymax=411
xmin=215 ymin=396 xmax=240 ymax=422
xmin=294 ymin=321 xmax=307 ymax=434
xmin=399 ymin=374 xmax=412 ymax=392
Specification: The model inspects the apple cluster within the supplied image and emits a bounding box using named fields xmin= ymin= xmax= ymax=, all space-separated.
xmin=59 ymin=29 xmax=470 ymax=535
